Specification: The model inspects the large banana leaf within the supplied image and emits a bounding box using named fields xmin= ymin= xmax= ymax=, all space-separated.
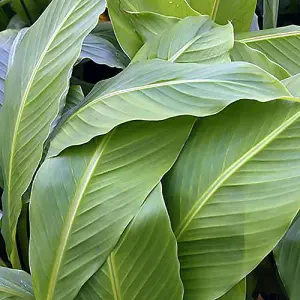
xmin=0 ymin=0 xmax=106 ymax=268
xmin=77 ymin=184 xmax=183 ymax=300
xmin=0 ymin=267 xmax=34 ymax=299
xmin=186 ymin=0 xmax=257 ymax=32
xmin=218 ymin=280 xmax=246 ymax=300
xmin=29 ymin=117 xmax=194 ymax=300
xmin=231 ymin=41 xmax=290 ymax=80
xmin=274 ymin=215 xmax=300 ymax=300
xmin=107 ymin=0 xmax=198 ymax=58
xmin=0 ymin=29 xmax=18 ymax=107
xmin=236 ymin=26 xmax=300 ymax=75
xmin=48 ymin=59 xmax=291 ymax=158
xmin=283 ymin=74 xmax=300 ymax=97
xmin=133 ymin=15 xmax=234 ymax=64
xmin=163 ymin=99 xmax=300 ymax=299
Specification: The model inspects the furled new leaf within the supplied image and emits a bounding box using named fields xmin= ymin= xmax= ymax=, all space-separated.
xmin=0 ymin=0 xmax=106 ymax=267
xmin=236 ymin=26 xmax=300 ymax=75
xmin=283 ymin=74 xmax=300 ymax=97
xmin=218 ymin=280 xmax=246 ymax=300
xmin=80 ymin=34 xmax=129 ymax=69
xmin=163 ymin=99 xmax=300 ymax=299
xmin=77 ymin=184 xmax=183 ymax=300
xmin=274 ymin=215 xmax=300 ymax=300
xmin=48 ymin=59 xmax=291 ymax=157
xmin=0 ymin=267 xmax=34 ymax=299
xmin=231 ymin=41 xmax=290 ymax=80
xmin=133 ymin=15 xmax=234 ymax=64
xmin=30 ymin=117 xmax=194 ymax=300
xmin=186 ymin=0 xmax=257 ymax=32
xmin=107 ymin=0 xmax=197 ymax=57
xmin=0 ymin=29 xmax=18 ymax=107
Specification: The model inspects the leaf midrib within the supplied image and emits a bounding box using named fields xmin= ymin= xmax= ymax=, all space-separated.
xmin=46 ymin=131 xmax=114 ymax=300
xmin=211 ymin=0 xmax=220 ymax=20
xmin=108 ymin=254 xmax=122 ymax=300
xmin=175 ymin=109 xmax=300 ymax=240
xmin=237 ymin=30 xmax=300 ymax=43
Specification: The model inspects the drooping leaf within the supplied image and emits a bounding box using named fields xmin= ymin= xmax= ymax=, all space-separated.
xmin=107 ymin=0 xmax=198 ymax=58
xmin=0 ymin=267 xmax=34 ymax=299
xmin=91 ymin=22 xmax=120 ymax=49
xmin=48 ymin=59 xmax=291 ymax=158
xmin=80 ymin=34 xmax=129 ymax=69
xmin=77 ymin=184 xmax=183 ymax=300
xmin=63 ymin=86 xmax=84 ymax=114
xmin=218 ymin=279 xmax=246 ymax=300
xmin=29 ymin=117 xmax=194 ymax=300
xmin=163 ymin=99 xmax=300 ymax=299
xmin=282 ymin=74 xmax=300 ymax=97
xmin=0 ymin=0 xmax=107 ymax=268
xmin=0 ymin=29 xmax=18 ymax=107
xmin=133 ymin=15 xmax=234 ymax=64
xmin=274 ymin=215 xmax=300 ymax=300
xmin=236 ymin=26 xmax=300 ymax=75
xmin=263 ymin=0 xmax=279 ymax=29
xmin=231 ymin=41 xmax=290 ymax=80
xmin=186 ymin=0 xmax=257 ymax=32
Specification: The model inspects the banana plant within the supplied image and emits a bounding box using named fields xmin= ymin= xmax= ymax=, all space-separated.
xmin=0 ymin=0 xmax=300 ymax=300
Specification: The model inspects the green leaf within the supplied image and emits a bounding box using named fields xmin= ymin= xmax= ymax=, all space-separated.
xmin=80 ymin=33 xmax=129 ymax=69
xmin=107 ymin=0 xmax=198 ymax=58
xmin=274 ymin=215 xmax=300 ymax=300
xmin=0 ymin=267 xmax=34 ymax=299
xmin=0 ymin=0 xmax=106 ymax=268
xmin=231 ymin=41 xmax=290 ymax=80
xmin=282 ymin=74 xmax=300 ymax=97
xmin=77 ymin=184 xmax=183 ymax=300
xmin=263 ymin=0 xmax=279 ymax=29
xmin=63 ymin=86 xmax=84 ymax=114
xmin=236 ymin=26 xmax=300 ymax=75
xmin=0 ymin=29 xmax=18 ymax=107
xmin=133 ymin=15 xmax=234 ymax=64
xmin=48 ymin=59 xmax=291 ymax=158
xmin=7 ymin=14 xmax=26 ymax=30
xmin=29 ymin=117 xmax=194 ymax=300
xmin=186 ymin=0 xmax=257 ymax=32
xmin=218 ymin=279 xmax=246 ymax=300
xmin=162 ymin=99 xmax=300 ymax=299
xmin=91 ymin=22 xmax=121 ymax=49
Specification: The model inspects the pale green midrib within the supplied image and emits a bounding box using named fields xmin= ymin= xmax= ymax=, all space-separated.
xmin=67 ymin=78 xmax=291 ymax=123
xmin=237 ymin=31 xmax=300 ymax=43
xmin=5 ymin=0 xmax=82 ymax=253
xmin=108 ymin=254 xmax=122 ymax=300
xmin=175 ymin=110 xmax=300 ymax=240
xmin=45 ymin=131 xmax=114 ymax=300
xmin=211 ymin=0 xmax=220 ymax=20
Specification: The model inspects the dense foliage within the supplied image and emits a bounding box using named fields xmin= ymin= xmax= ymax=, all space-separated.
xmin=0 ymin=0 xmax=300 ymax=299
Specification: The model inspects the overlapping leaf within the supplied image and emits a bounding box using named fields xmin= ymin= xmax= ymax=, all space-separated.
xmin=0 ymin=0 xmax=106 ymax=267
xmin=0 ymin=267 xmax=34 ymax=299
xmin=263 ymin=0 xmax=279 ymax=29
xmin=63 ymin=86 xmax=84 ymax=114
xmin=236 ymin=26 xmax=300 ymax=75
xmin=186 ymin=0 xmax=257 ymax=32
xmin=133 ymin=16 xmax=234 ymax=64
xmin=163 ymin=99 xmax=300 ymax=299
xmin=30 ymin=117 xmax=194 ymax=300
xmin=218 ymin=280 xmax=246 ymax=300
xmin=283 ymin=73 xmax=300 ymax=97
xmin=77 ymin=184 xmax=183 ymax=300
xmin=107 ymin=0 xmax=198 ymax=57
xmin=48 ymin=59 xmax=291 ymax=157
xmin=274 ymin=215 xmax=300 ymax=300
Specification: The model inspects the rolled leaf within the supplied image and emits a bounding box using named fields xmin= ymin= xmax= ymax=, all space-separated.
xmin=274 ymin=215 xmax=300 ymax=300
xmin=107 ymin=0 xmax=198 ymax=58
xmin=0 ymin=0 xmax=106 ymax=267
xmin=231 ymin=41 xmax=290 ymax=80
xmin=236 ymin=26 xmax=300 ymax=75
xmin=30 ymin=117 xmax=194 ymax=300
xmin=133 ymin=15 xmax=234 ymax=64
xmin=163 ymin=99 xmax=300 ymax=299
xmin=0 ymin=267 xmax=34 ymax=299
xmin=77 ymin=184 xmax=183 ymax=300
xmin=48 ymin=59 xmax=291 ymax=157
xmin=0 ymin=29 xmax=18 ymax=107
xmin=186 ymin=0 xmax=257 ymax=32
